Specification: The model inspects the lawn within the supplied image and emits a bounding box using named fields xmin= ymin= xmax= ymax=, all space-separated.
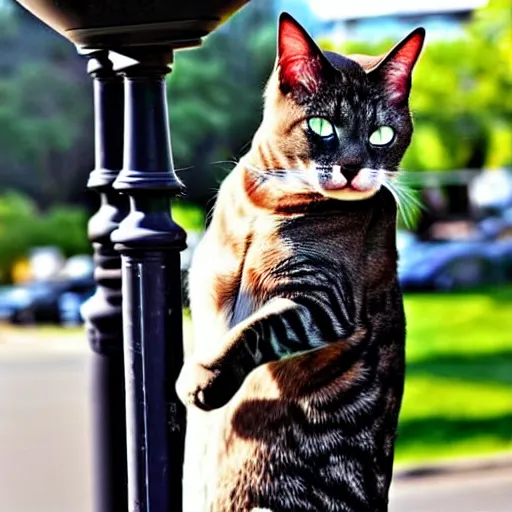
xmin=396 ymin=286 xmax=512 ymax=464
xmin=1 ymin=287 xmax=511 ymax=465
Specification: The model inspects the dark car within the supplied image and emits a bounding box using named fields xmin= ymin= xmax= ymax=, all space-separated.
xmin=397 ymin=233 xmax=512 ymax=292
xmin=0 ymin=277 xmax=96 ymax=325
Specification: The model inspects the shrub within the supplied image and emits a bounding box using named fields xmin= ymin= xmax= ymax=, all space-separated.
xmin=0 ymin=191 xmax=89 ymax=283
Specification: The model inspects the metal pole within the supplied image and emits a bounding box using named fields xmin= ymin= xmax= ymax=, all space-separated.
xmin=81 ymin=49 xmax=129 ymax=512
xmin=112 ymin=50 xmax=187 ymax=512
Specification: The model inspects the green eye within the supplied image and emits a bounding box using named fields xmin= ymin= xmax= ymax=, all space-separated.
xmin=308 ymin=117 xmax=334 ymax=138
xmin=369 ymin=126 xmax=394 ymax=146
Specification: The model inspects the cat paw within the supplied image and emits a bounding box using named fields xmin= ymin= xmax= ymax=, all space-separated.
xmin=176 ymin=360 xmax=234 ymax=411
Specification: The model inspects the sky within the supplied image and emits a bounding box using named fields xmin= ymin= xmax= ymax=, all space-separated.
xmin=308 ymin=0 xmax=488 ymax=20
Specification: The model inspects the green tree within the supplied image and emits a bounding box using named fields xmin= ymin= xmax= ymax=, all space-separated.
xmin=167 ymin=0 xmax=277 ymax=206
xmin=321 ymin=0 xmax=512 ymax=172
xmin=0 ymin=192 xmax=90 ymax=283
xmin=0 ymin=1 xmax=94 ymax=209
xmin=0 ymin=62 xmax=92 ymax=205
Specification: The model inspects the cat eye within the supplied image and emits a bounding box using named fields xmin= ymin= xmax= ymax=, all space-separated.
xmin=369 ymin=126 xmax=395 ymax=146
xmin=308 ymin=117 xmax=335 ymax=138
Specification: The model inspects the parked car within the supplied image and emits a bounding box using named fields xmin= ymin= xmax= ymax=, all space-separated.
xmin=59 ymin=288 xmax=96 ymax=326
xmin=0 ymin=277 xmax=96 ymax=325
xmin=397 ymin=231 xmax=512 ymax=292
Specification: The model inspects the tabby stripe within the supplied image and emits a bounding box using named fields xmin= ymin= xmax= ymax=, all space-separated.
xmin=263 ymin=468 xmax=326 ymax=512
xmin=265 ymin=467 xmax=369 ymax=512
xmin=276 ymin=273 xmax=353 ymax=341
xmin=294 ymin=295 xmax=340 ymax=341
xmin=313 ymin=282 xmax=352 ymax=333
xmin=266 ymin=316 xmax=294 ymax=357
xmin=319 ymin=386 xmax=381 ymax=424
xmin=279 ymin=315 xmax=310 ymax=351
xmin=257 ymin=321 xmax=282 ymax=360
xmin=273 ymin=304 xmax=321 ymax=353
xmin=282 ymin=308 xmax=311 ymax=349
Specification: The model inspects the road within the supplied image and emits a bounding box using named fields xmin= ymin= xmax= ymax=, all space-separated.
xmin=0 ymin=336 xmax=510 ymax=512
xmin=0 ymin=338 xmax=92 ymax=512
xmin=391 ymin=468 xmax=511 ymax=512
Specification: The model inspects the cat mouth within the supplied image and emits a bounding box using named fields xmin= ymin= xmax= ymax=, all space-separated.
xmin=315 ymin=166 xmax=382 ymax=200
xmin=319 ymin=185 xmax=380 ymax=201
xmin=321 ymin=182 xmax=371 ymax=192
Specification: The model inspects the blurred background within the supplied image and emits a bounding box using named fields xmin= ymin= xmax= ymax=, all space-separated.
xmin=0 ymin=0 xmax=510 ymax=510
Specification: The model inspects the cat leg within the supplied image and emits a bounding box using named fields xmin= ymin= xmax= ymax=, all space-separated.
xmin=176 ymin=297 xmax=316 ymax=410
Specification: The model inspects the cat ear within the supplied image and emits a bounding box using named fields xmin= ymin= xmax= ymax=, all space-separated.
xmin=277 ymin=12 xmax=333 ymax=95
xmin=368 ymin=28 xmax=425 ymax=105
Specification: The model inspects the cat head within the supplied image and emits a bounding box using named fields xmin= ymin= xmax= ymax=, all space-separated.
xmin=250 ymin=13 xmax=425 ymax=204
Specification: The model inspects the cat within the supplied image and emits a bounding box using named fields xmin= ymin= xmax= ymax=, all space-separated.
xmin=176 ymin=12 xmax=425 ymax=512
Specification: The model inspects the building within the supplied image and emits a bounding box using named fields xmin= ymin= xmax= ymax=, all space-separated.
xmin=305 ymin=0 xmax=488 ymax=43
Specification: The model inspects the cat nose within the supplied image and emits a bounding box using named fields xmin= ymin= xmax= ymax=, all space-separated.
xmin=339 ymin=159 xmax=363 ymax=183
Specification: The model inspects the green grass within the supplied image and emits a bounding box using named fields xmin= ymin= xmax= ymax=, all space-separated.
xmin=1 ymin=287 xmax=511 ymax=465
xmin=172 ymin=200 xmax=205 ymax=232
xmin=396 ymin=286 xmax=512 ymax=464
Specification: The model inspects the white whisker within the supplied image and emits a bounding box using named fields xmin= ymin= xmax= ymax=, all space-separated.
xmin=210 ymin=160 xmax=239 ymax=168
xmin=380 ymin=171 xmax=423 ymax=228
xmin=175 ymin=165 xmax=195 ymax=173
xmin=242 ymin=162 xmax=316 ymax=194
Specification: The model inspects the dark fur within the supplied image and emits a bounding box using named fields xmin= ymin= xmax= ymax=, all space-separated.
xmin=304 ymin=52 xmax=413 ymax=175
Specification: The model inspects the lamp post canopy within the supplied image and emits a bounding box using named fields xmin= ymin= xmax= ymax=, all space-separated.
xmin=15 ymin=0 xmax=250 ymax=48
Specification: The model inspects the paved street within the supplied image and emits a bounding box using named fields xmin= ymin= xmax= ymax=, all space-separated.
xmin=0 ymin=338 xmax=92 ymax=512
xmin=0 ymin=336 xmax=510 ymax=512
xmin=391 ymin=468 xmax=511 ymax=512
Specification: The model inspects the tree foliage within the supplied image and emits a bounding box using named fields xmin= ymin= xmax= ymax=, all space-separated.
xmin=167 ymin=0 xmax=276 ymax=205
xmin=0 ymin=3 xmax=94 ymax=209
xmin=0 ymin=192 xmax=90 ymax=282
xmin=0 ymin=192 xmax=204 ymax=283
xmin=0 ymin=0 xmax=509 ymax=214
xmin=322 ymin=0 xmax=512 ymax=172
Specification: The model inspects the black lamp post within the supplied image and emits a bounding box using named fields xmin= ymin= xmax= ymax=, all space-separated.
xmin=80 ymin=48 xmax=129 ymax=512
xmin=14 ymin=1 xmax=250 ymax=511
xmin=111 ymin=48 xmax=188 ymax=510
